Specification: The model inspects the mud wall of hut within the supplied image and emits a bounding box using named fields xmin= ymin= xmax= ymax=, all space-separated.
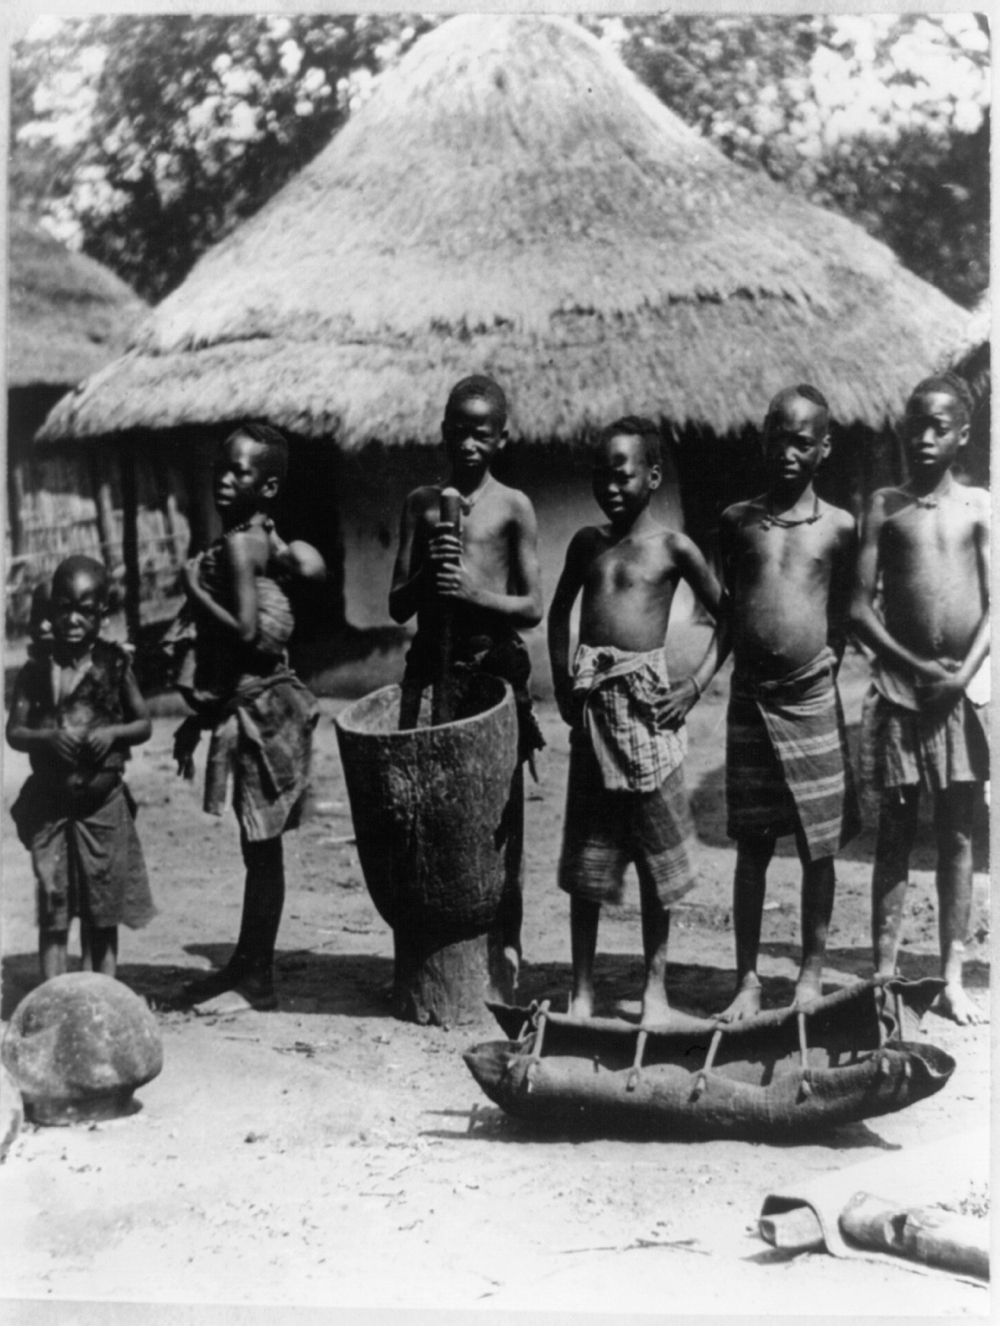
xmin=334 ymin=441 xmax=694 ymax=694
xmin=6 ymin=390 xmax=192 ymax=637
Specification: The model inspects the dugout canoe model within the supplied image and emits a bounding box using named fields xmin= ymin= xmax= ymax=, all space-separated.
xmin=335 ymin=674 xmax=519 ymax=1027
xmin=463 ymin=978 xmax=954 ymax=1140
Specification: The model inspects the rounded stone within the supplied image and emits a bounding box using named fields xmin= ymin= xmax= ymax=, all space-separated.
xmin=1 ymin=1063 xmax=23 ymax=1160
xmin=1 ymin=973 xmax=163 ymax=1125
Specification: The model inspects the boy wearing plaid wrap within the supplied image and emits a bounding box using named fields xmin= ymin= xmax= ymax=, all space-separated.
xmin=851 ymin=374 xmax=989 ymax=1026
xmin=717 ymin=386 xmax=858 ymax=1022
xmin=549 ymin=418 xmax=723 ymax=1026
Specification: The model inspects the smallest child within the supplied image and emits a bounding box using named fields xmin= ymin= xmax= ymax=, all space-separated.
xmin=548 ymin=417 xmax=723 ymax=1025
xmin=7 ymin=555 xmax=155 ymax=981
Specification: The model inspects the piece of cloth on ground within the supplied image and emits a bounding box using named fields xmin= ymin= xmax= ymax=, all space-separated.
xmin=404 ymin=624 xmax=544 ymax=766
xmin=11 ymin=775 xmax=155 ymax=931
xmin=570 ymin=643 xmax=686 ymax=793
xmin=203 ymin=668 xmax=319 ymax=842
xmin=727 ymin=646 xmax=860 ymax=861
xmin=760 ymin=1127 xmax=988 ymax=1285
xmin=558 ymin=730 xmax=696 ymax=909
xmin=859 ymin=685 xmax=989 ymax=802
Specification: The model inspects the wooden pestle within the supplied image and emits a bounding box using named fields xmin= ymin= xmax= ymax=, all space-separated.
xmin=432 ymin=487 xmax=463 ymax=725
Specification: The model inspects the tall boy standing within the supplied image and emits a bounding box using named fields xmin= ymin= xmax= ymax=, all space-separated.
xmin=718 ymin=386 xmax=859 ymax=1020
xmin=851 ymin=374 xmax=989 ymax=1025
xmin=7 ymin=556 xmax=155 ymax=981
xmin=389 ymin=375 xmax=544 ymax=985
xmin=548 ymin=417 xmax=723 ymax=1025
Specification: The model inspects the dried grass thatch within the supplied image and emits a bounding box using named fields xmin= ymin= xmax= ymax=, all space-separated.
xmin=946 ymin=294 xmax=990 ymax=407
xmin=10 ymin=213 xmax=147 ymax=390
xmin=40 ymin=14 xmax=969 ymax=447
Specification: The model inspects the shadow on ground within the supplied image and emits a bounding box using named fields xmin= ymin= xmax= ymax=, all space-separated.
xmin=5 ymin=945 xmax=985 ymax=1025
xmin=420 ymin=1102 xmax=902 ymax=1152
xmin=1 ymin=946 xmax=397 ymax=1022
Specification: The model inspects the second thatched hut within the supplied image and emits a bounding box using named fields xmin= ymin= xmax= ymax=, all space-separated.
xmin=40 ymin=14 xmax=971 ymax=684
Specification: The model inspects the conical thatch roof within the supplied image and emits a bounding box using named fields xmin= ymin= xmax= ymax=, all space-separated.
xmin=40 ymin=14 xmax=969 ymax=446
xmin=9 ymin=213 xmax=146 ymax=389
xmin=947 ymin=294 xmax=990 ymax=404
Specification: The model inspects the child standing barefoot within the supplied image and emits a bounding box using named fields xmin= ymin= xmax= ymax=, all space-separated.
xmin=389 ymin=375 xmax=544 ymax=987
xmin=718 ymin=386 xmax=859 ymax=1020
xmin=7 ymin=556 xmax=155 ymax=982
xmin=852 ymin=374 xmax=989 ymax=1026
xmin=548 ymin=417 xmax=722 ymax=1026
xmin=173 ymin=423 xmax=320 ymax=1010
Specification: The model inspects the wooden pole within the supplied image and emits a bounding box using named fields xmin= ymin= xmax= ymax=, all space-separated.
xmin=432 ymin=486 xmax=462 ymax=726
xmin=90 ymin=447 xmax=118 ymax=577
xmin=118 ymin=439 xmax=141 ymax=647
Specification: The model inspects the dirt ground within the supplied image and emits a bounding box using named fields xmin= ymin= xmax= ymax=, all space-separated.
xmin=0 ymin=636 xmax=991 ymax=1316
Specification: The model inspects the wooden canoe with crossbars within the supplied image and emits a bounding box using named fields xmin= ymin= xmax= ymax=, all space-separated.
xmin=463 ymin=978 xmax=955 ymax=1140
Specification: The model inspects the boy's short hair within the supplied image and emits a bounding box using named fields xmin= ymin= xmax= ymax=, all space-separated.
xmin=232 ymin=421 xmax=289 ymax=484
xmin=765 ymin=385 xmax=831 ymax=436
xmin=52 ymin=555 xmax=109 ymax=604
xmin=445 ymin=375 xmax=508 ymax=428
xmin=907 ymin=373 xmax=974 ymax=427
xmin=599 ymin=416 xmax=662 ymax=468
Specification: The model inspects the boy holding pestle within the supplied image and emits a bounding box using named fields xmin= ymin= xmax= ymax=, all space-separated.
xmin=389 ymin=375 xmax=544 ymax=986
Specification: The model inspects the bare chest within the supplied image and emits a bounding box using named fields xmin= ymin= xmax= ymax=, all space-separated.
xmin=881 ymin=503 xmax=977 ymax=572
xmin=734 ymin=523 xmax=834 ymax=588
xmin=588 ymin=540 xmax=675 ymax=597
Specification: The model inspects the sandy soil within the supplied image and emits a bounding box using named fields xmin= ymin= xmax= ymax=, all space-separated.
xmin=1 ymin=640 xmax=990 ymax=1315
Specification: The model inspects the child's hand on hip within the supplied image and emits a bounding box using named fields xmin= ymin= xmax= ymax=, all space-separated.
xmin=657 ymin=678 xmax=698 ymax=730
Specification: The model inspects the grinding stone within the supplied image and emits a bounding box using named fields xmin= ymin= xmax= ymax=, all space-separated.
xmin=1 ymin=973 xmax=163 ymax=1125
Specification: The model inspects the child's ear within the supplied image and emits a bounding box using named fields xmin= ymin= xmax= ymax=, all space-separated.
xmin=495 ymin=427 xmax=509 ymax=452
xmin=648 ymin=463 xmax=663 ymax=491
xmin=261 ymin=475 xmax=280 ymax=501
xmin=957 ymin=421 xmax=971 ymax=447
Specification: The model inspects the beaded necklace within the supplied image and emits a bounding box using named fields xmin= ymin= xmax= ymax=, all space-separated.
xmin=759 ymin=492 xmax=821 ymax=530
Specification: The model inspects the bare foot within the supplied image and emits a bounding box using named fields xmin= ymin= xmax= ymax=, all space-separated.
xmin=568 ymin=991 xmax=594 ymax=1019
xmin=640 ymin=986 xmax=672 ymax=1028
xmin=502 ymin=946 xmax=520 ymax=994
xmin=792 ymin=971 xmax=823 ymax=1010
xmin=719 ymin=974 xmax=762 ymax=1023
xmin=936 ymin=982 xmax=986 ymax=1026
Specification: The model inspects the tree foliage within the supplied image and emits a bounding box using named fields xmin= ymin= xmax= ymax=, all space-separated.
xmin=12 ymin=15 xmax=435 ymax=301
xmin=596 ymin=13 xmax=990 ymax=307
xmin=11 ymin=13 xmax=990 ymax=308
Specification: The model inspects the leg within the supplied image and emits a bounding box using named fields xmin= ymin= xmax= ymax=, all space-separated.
xmin=720 ymin=834 xmax=774 ymax=1021
xmin=637 ymin=886 xmax=672 ymax=1027
xmin=933 ymin=784 xmax=984 ymax=1025
xmin=182 ymin=834 xmax=284 ymax=1007
xmin=871 ymin=786 xmax=919 ymax=977
xmin=568 ymin=896 xmax=600 ymax=1018
xmin=498 ymin=767 xmax=525 ymax=989
xmin=793 ymin=831 xmax=835 ymax=1008
xmin=39 ymin=928 xmax=68 ymax=982
xmin=81 ymin=923 xmax=118 ymax=978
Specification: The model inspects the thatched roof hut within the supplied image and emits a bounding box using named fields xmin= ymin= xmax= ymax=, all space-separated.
xmin=946 ymin=294 xmax=991 ymax=487
xmin=10 ymin=212 xmax=146 ymax=389
xmin=40 ymin=12 xmax=968 ymax=448
xmin=5 ymin=216 xmax=185 ymax=643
